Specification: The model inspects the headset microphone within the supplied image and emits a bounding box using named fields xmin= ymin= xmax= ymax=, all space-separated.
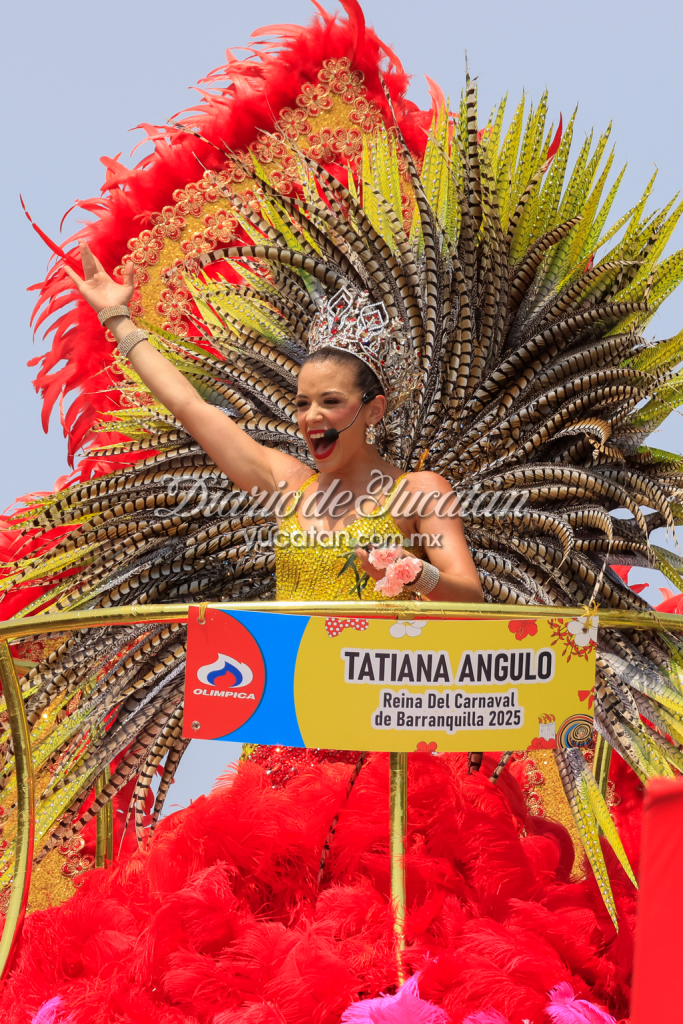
xmin=321 ymin=392 xmax=372 ymax=444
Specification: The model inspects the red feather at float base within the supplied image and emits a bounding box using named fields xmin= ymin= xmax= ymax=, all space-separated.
xmin=2 ymin=752 xmax=639 ymax=1023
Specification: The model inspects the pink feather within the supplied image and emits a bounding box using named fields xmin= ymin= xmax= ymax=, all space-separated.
xmin=30 ymin=998 xmax=73 ymax=1024
xmin=546 ymin=983 xmax=618 ymax=1024
xmin=341 ymin=973 xmax=449 ymax=1023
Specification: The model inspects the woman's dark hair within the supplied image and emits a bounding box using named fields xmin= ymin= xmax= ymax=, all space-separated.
xmin=302 ymin=346 xmax=385 ymax=402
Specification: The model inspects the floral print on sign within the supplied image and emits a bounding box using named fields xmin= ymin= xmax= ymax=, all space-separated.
xmin=548 ymin=617 xmax=598 ymax=662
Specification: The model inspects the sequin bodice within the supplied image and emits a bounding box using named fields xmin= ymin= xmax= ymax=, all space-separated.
xmin=275 ymin=473 xmax=419 ymax=601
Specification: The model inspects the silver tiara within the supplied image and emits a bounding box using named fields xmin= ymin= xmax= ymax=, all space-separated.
xmin=308 ymin=287 xmax=422 ymax=411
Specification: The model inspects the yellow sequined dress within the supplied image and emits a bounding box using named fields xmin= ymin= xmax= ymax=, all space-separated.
xmin=275 ymin=472 xmax=420 ymax=601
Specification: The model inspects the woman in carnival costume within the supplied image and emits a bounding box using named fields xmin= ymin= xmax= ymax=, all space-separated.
xmin=65 ymin=243 xmax=484 ymax=607
xmin=2 ymin=1 xmax=683 ymax=1020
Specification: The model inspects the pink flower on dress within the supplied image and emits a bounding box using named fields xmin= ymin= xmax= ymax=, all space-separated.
xmin=373 ymin=571 xmax=404 ymax=598
xmin=374 ymin=556 xmax=423 ymax=597
xmin=368 ymin=545 xmax=404 ymax=570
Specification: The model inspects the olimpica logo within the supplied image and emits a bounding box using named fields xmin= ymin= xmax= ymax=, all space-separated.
xmin=197 ymin=654 xmax=254 ymax=689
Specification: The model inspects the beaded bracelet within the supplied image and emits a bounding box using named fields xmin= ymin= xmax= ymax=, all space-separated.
xmin=97 ymin=305 xmax=130 ymax=326
xmin=118 ymin=329 xmax=148 ymax=359
xmin=406 ymin=559 xmax=440 ymax=595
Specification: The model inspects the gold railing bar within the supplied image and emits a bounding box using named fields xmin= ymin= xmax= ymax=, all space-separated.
xmin=0 ymin=601 xmax=682 ymax=643
xmin=0 ymin=642 xmax=35 ymax=980
xmin=95 ymin=766 xmax=113 ymax=869
xmin=0 ymin=604 xmax=190 ymax=642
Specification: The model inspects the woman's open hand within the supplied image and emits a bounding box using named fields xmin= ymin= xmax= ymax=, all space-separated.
xmin=64 ymin=241 xmax=135 ymax=315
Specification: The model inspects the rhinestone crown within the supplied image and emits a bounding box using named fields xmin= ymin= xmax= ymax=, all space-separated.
xmin=308 ymin=287 xmax=422 ymax=411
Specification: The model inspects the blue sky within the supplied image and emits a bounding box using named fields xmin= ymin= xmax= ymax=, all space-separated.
xmin=3 ymin=0 xmax=682 ymax=799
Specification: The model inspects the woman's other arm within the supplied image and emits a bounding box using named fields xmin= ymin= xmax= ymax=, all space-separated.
xmin=356 ymin=471 xmax=484 ymax=603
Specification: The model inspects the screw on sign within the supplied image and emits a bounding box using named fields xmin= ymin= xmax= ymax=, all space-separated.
xmin=192 ymin=721 xmax=201 ymax=731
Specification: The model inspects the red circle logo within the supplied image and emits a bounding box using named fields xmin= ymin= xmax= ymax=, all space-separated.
xmin=185 ymin=609 xmax=266 ymax=740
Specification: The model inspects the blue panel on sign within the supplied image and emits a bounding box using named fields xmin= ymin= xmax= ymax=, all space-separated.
xmin=216 ymin=610 xmax=309 ymax=746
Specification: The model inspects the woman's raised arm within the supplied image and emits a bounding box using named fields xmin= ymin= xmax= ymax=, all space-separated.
xmin=65 ymin=242 xmax=307 ymax=495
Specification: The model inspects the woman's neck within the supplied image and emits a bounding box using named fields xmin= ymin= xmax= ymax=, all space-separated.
xmin=314 ymin=448 xmax=399 ymax=492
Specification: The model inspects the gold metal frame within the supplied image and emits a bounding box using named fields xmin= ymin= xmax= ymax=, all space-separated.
xmin=0 ymin=600 xmax=680 ymax=980
xmin=0 ymin=642 xmax=34 ymax=978
xmin=389 ymin=751 xmax=408 ymax=983
xmin=0 ymin=600 xmax=680 ymax=641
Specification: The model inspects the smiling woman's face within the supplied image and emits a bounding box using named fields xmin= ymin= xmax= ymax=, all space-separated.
xmin=295 ymin=358 xmax=385 ymax=471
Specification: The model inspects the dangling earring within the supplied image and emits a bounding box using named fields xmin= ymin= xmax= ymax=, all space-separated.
xmin=365 ymin=423 xmax=378 ymax=444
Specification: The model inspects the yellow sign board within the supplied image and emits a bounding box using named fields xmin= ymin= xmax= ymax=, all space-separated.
xmin=184 ymin=607 xmax=597 ymax=751
xmin=293 ymin=614 xmax=595 ymax=752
